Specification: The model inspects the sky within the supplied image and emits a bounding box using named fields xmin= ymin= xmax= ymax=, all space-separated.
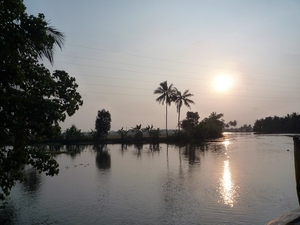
xmin=24 ymin=0 xmax=300 ymax=132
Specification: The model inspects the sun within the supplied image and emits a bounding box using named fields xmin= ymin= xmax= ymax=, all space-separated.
xmin=214 ymin=75 xmax=232 ymax=92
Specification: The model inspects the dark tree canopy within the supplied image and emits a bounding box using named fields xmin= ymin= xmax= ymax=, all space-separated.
xmin=131 ymin=124 xmax=143 ymax=141
xmin=95 ymin=109 xmax=111 ymax=139
xmin=0 ymin=0 xmax=83 ymax=201
xmin=253 ymin=113 xmax=300 ymax=133
xmin=228 ymin=120 xmax=237 ymax=127
xmin=172 ymin=111 xmax=225 ymax=142
xmin=64 ymin=125 xmax=83 ymax=142
xmin=198 ymin=112 xmax=225 ymax=138
xmin=181 ymin=111 xmax=200 ymax=130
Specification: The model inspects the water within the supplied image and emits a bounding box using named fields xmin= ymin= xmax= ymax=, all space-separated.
xmin=0 ymin=133 xmax=298 ymax=224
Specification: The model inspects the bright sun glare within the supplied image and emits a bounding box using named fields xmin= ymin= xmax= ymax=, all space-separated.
xmin=214 ymin=75 xmax=232 ymax=92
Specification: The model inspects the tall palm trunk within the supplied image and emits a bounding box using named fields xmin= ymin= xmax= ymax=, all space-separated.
xmin=166 ymin=103 xmax=168 ymax=137
xmin=177 ymin=106 xmax=181 ymax=130
xmin=154 ymin=81 xmax=174 ymax=138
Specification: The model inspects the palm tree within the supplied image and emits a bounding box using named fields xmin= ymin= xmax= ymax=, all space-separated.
xmin=33 ymin=25 xmax=65 ymax=65
xmin=154 ymin=81 xmax=175 ymax=137
xmin=43 ymin=26 xmax=65 ymax=64
xmin=38 ymin=26 xmax=65 ymax=64
xmin=173 ymin=88 xmax=195 ymax=129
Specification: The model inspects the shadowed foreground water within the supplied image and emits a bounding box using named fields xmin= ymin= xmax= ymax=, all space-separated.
xmin=0 ymin=133 xmax=298 ymax=224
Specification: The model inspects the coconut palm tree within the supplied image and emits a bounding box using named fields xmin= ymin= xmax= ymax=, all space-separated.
xmin=173 ymin=88 xmax=195 ymax=129
xmin=154 ymin=81 xmax=175 ymax=137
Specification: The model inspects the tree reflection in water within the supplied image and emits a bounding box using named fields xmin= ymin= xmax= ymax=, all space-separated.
xmin=182 ymin=144 xmax=207 ymax=165
xmin=0 ymin=204 xmax=15 ymax=225
xmin=133 ymin=143 xmax=143 ymax=157
xmin=21 ymin=167 xmax=42 ymax=195
xmin=148 ymin=143 xmax=160 ymax=152
xmin=94 ymin=144 xmax=111 ymax=170
xmin=65 ymin=145 xmax=85 ymax=158
xmin=119 ymin=144 xmax=128 ymax=156
xmin=48 ymin=145 xmax=61 ymax=153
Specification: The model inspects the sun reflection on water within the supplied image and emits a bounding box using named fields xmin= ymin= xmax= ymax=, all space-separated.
xmin=223 ymin=140 xmax=230 ymax=148
xmin=219 ymin=140 xmax=237 ymax=207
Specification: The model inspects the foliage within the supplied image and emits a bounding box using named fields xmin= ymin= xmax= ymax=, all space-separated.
xmin=150 ymin=128 xmax=160 ymax=140
xmin=143 ymin=125 xmax=160 ymax=141
xmin=142 ymin=125 xmax=152 ymax=134
xmin=116 ymin=125 xmax=160 ymax=142
xmin=131 ymin=124 xmax=143 ymax=141
xmin=197 ymin=112 xmax=225 ymax=139
xmin=117 ymin=127 xmax=130 ymax=140
xmin=239 ymin=124 xmax=252 ymax=132
xmin=0 ymin=0 xmax=83 ymax=201
xmin=228 ymin=120 xmax=237 ymax=128
xmin=95 ymin=109 xmax=111 ymax=140
xmin=175 ymin=111 xmax=225 ymax=141
xmin=170 ymin=129 xmax=189 ymax=143
xmin=88 ymin=129 xmax=97 ymax=140
xmin=225 ymin=120 xmax=238 ymax=130
xmin=253 ymin=113 xmax=300 ymax=133
xmin=180 ymin=111 xmax=200 ymax=131
xmin=64 ymin=125 xmax=83 ymax=142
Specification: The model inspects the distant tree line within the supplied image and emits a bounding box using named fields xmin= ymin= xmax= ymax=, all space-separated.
xmin=224 ymin=120 xmax=253 ymax=132
xmin=225 ymin=120 xmax=237 ymax=129
xmin=55 ymin=109 xmax=226 ymax=144
xmin=253 ymin=112 xmax=300 ymax=133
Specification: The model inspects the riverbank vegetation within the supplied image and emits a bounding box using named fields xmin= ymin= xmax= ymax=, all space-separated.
xmin=253 ymin=113 xmax=300 ymax=133
xmin=42 ymin=110 xmax=226 ymax=145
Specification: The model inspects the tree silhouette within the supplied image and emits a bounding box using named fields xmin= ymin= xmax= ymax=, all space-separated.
xmin=199 ymin=112 xmax=225 ymax=138
xmin=181 ymin=111 xmax=200 ymax=130
xmin=131 ymin=124 xmax=143 ymax=141
xmin=64 ymin=124 xmax=83 ymax=142
xmin=0 ymin=0 xmax=82 ymax=201
xmin=173 ymin=88 xmax=195 ymax=129
xmin=253 ymin=112 xmax=300 ymax=133
xmin=143 ymin=125 xmax=160 ymax=141
xmin=95 ymin=109 xmax=111 ymax=140
xmin=117 ymin=127 xmax=129 ymax=140
xmin=154 ymin=81 xmax=175 ymax=137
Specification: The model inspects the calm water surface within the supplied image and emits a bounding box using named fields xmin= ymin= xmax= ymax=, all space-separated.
xmin=0 ymin=133 xmax=298 ymax=224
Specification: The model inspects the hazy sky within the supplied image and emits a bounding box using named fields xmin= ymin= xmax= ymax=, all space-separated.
xmin=24 ymin=0 xmax=300 ymax=132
